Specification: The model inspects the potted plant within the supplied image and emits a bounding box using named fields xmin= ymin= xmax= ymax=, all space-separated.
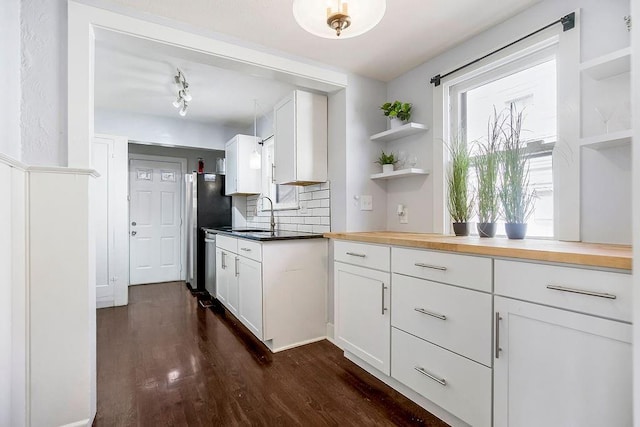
xmin=375 ymin=150 xmax=398 ymax=173
xmin=500 ymin=105 xmax=536 ymax=239
xmin=380 ymin=101 xmax=412 ymax=129
xmin=446 ymin=134 xmax=474 ymax=236
xmin=475 ymin=108 xmax=504 ymax=237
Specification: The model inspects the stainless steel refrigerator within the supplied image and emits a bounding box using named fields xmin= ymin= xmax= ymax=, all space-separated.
xmin=185 ymin=172 xmax=232 ymax=293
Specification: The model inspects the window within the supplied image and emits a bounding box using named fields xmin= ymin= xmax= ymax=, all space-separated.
xmin=450 ymin=52 xmax=557 ymax=238
xmin=260 ymin=137 xmax=299 ymax=211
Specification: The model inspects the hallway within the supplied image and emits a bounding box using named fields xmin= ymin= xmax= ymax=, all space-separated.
xmin=95 ymin=282 xmax=446 ymax=426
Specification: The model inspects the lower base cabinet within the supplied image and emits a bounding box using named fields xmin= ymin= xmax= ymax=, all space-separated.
xmin=238 ymin=256 xmax=263 ymax=339
xmin=335 ymin=262 xmax=391 ymax=375
xmin=493 ymin=296 xmax=633 ymax=427
xmin=391 ymin=328 xmax=492 ymax=427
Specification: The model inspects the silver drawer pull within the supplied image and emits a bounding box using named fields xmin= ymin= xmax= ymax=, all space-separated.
xmin=414 ymin=308 xmax=447 ymax=320
xmin=414 ymin=263 xmax=447 ymax=271
xmin=546 ymin=284 xmax=616 ymax=300
xmin=346 ymin=252 xmax=366 ymax=258
xmin=240 ymin=247 xmax=252 ymax=252
xmin=414 ymin=366 xmax=446 ymax=386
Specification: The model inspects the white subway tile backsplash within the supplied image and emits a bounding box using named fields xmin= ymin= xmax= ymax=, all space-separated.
xmin=312 ymin=190 xmax=329 ymax=200
xmin=298 ymin=224 xmax=313 ymax=233
xmin=312 ymin=225 xmax=331 ymax=233
xmin=245 ymin=186 xmax=331 ymax=234
xmin=312 ymin=208 xmax=330 ymax=217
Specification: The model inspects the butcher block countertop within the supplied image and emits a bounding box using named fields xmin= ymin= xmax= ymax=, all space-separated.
xmin=323 ymin=232 xmax=632 ymax=271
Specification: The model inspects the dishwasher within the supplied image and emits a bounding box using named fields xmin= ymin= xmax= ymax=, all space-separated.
xmin=201 ymin=229 xmax=218 ymax=307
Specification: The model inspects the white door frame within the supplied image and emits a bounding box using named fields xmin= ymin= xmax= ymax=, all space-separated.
xmin=128 ymin=153 xmax=188 ymax=282
xmin=67 ymin=2 xmax=346 ymax=422
xmin=93 ymin=133 xmax=129 ymax=307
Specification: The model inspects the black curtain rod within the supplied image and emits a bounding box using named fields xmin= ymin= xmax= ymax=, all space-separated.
xmin=429 ymin=12 xmax=575 ymax=87
xmin=257 ymin=134 xmax=274 ymax=145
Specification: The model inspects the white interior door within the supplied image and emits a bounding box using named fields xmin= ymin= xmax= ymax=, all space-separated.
xmin=92 ymin=134 xmax=129 ymax=308
xmin=129 ymin=159 xmax=182 ymax=285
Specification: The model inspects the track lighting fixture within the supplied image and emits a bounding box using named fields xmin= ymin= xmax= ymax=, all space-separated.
xmin=172 ymin=68 xmax=191 ymax=117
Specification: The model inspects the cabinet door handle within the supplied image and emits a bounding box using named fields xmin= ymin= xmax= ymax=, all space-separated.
xmin=240 ymin=247 xmax=251 ymax=252
xmin=346 ymin=252 xmax=366 ymax=258
xmin=271 ymin=164 xmax=276 ymax=184
xmin=235 ymin=257 xmax=239 ymax=277
xmin=381 ymin=282 xmax=388 ymax=315
xmin=414 ymin=308 xmax=447 ymax=321
xmin=221 ymin=252 xmax=226 ymax=269
xmin=495 ymin=312 xmax=502 ymax=359
xmin=546 ymin=284 xmax=616 ymax=299
xmin=414 ymin=262 xmax=447 ymax=271
xmin=414 ymin=366 xmax=446 ymax=386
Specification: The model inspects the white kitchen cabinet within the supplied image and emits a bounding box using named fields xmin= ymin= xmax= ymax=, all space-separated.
xmin=216 ymin=235 xmax=327 ymax=352
xmin=225 ymin=134 xmax=261 ymax=195
xmin=273 ymin=90 xmax=327 ymax=185
xmin=335 ymin=262 xmax=391 ymax=375
xmin=238 ymin=255 xmax=263 ymax=339
xmin=215 ymin=247 xmax=239 ymax=317
xmin=493 ymin=296 xmax=632 ymax=427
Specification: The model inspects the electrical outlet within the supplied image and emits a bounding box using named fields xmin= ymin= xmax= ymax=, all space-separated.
xmin=400 ymin=208 xmax=409 ymax=224
xmin=360 ymin=195 xmax=373 ymax=211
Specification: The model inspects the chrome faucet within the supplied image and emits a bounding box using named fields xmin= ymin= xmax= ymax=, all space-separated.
xmin=260 ymin=195 xmax=276 ymax=234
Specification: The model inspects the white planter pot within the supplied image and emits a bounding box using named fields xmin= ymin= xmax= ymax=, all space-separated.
xmin=382 ymin=164 xmax=394 ymax=173
xmin=390 ymin=118 xmax=404 ymax=129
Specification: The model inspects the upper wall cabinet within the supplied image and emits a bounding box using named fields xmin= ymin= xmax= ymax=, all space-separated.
xmin=273 ymin=90 xmax=328 ymax=185
xmin=225 ymin=134 xmax=261 ymax=195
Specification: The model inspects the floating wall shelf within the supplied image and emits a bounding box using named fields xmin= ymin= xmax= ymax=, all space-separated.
xmin=370 ymin=122 xmax=428 ymax=143
xmin=370 ymin=168 xmax=430 ymax=180
xmin=579 ymin=129 xmax=632 ymax=150
xmin=580 ymin=47 xmax=631 ymax=80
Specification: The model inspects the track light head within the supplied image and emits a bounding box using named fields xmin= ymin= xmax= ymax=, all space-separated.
xmin=183 ymin=91 xmax=193 ymax=102
xmin=179 ymin=101 xmax=188 ymax=117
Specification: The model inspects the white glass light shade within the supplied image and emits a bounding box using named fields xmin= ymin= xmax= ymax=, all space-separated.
xmin=179 ymin=104 xmax=188 ymax=117
xmin=293 ymin=0 xmax=386 ymax=39
xmin=183 ymin=91 xmax=193 ymax=102
xmin=249 ymin=150 xmax=261 ymax=170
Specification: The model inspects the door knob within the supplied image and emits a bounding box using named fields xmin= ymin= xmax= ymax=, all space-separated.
xmin=131 ymin=231 xmax=137 ymax=236
xmin=131 ymin=221 xmax=137 ymax=226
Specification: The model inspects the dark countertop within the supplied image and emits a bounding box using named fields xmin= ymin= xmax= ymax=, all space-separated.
xmin=211 ymin=228 xmax=325 ymax=242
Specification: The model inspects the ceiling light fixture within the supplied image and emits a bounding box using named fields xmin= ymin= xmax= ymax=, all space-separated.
xmin=292 ymin=0 xmax=386 ymax=39
xmin=172 ymin=68 xmax=192 ymax=117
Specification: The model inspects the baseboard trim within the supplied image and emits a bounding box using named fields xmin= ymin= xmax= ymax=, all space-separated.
xmin=60 ymin=418 xmax=91 ymax=427
xmin=96 ymin=298 xmax=114 ymax=309
xmin=344 ymin=351 xmax=468 ymax=427
xmin=325 ymin=322 xmax=340 ymax=347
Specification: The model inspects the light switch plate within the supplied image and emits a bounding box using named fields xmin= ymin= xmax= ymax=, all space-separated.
xmin=400 ymin=208 xmax=409 ymax=224
xmin=360 ymin=195 xmax=373 ymax=211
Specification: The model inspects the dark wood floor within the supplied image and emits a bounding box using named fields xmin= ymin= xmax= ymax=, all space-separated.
xmin=96 ymin=282 xmax=448 ymax=426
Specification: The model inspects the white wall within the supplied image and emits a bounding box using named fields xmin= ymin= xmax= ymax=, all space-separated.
xmin=344 ymin=74 xmax=388 ymax=231
xmin=0 ymin=162 xmax=12 ymax=427
xmin=96 ymin=109 xmax=242 ymax=150
xmin=631 ymin=0 xmax=639 ymax=423
xmin=0 ymin=0 xmax=21 ymax=160
xmin=21 ymin=0 xmax=68 ymax=166
xmin=386 ymin=0 xmax=631 ymax=235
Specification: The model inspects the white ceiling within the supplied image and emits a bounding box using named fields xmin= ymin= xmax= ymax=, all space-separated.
xmin=95 ymin=37 xmax=299 ymax=127
xmin=95 ymin=0 xmax=541 ymax=127
xmin=104 ymin=0 xmax=540 ymax=82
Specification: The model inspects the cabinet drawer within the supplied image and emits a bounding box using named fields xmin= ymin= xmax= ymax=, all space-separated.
xmin=217 ymin=235 xmax=237 ymax=253
xmin=392 ymin=247 xmax=492 ymax=292
xmin=237 ymin=239 xmax=262 ymax=262
xmin=334 ymin=240 xmax=390 ymax=271
xmin=495 ymin=260 xmax=632 ymax=322
xmin=391 ymin=328 xmax=492 ymax=427
xmin=391 ymin=274 xmax=492 ymax=366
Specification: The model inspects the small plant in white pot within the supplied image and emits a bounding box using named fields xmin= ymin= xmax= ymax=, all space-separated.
xmin=375 ymin=150 xmax=398 ymax=173
xmin=500 ymin=105 xmax=536 ymax=239
xmin=446 ymin=134 xmax=474 ymax=236
xmin=380 ymin=101 xmax=412 ymax=129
